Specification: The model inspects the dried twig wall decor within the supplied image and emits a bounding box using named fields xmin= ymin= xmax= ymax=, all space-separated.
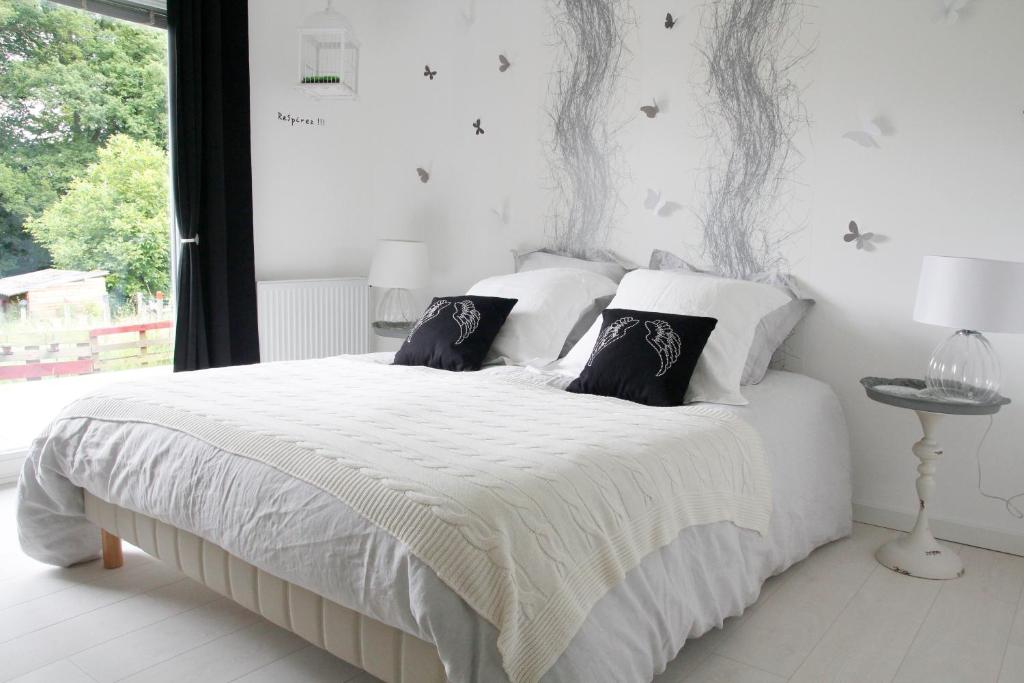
xmin=546 ymin=0 xmax=630 ymax=257
xmin=696 ymin=0 xmax=812 ymax=278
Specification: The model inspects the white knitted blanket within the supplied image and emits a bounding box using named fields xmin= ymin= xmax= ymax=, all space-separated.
xmin=61 ymin=357 xmax=771 ymax=683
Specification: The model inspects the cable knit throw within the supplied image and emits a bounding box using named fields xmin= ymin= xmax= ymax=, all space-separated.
xmin=56 ymin=357 xmax=771 ymax=683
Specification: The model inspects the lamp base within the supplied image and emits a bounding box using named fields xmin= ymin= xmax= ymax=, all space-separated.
xmin=924 ymin=329 xmax=1000 ymax=404
xmin=374 ymin=288 xmax=417 ymax=328
xmin=372 ymin=320 xmax=414 ymax=339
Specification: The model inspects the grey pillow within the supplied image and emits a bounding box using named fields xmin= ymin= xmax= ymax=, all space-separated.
xmin=648 ymin=249 xmax=814 ymax=384
xmin=559 ymin=294 xmax=614 ymax=358
xmin=512 ymin=248 xmax=633 ymax=284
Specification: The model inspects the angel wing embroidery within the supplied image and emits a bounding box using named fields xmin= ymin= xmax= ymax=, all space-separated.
xmin=453 ymin=300 xmax=481 ymax=345
xmin=645 ymin=320 xmax=682 ymax=377
xmin=406 ymin=299 xmax=451 ymax=343
xmin=587 ymin=316 xmax=640 ymax=367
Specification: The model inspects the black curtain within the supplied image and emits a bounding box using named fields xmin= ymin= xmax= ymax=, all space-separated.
xmin=168 ymin=0 xmax=260 ymax=371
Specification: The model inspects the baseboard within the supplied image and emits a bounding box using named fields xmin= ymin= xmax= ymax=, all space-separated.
xmin=0 ymin=449 xmax=26 ymax=487
xmin=854 ymin=503 xmax=1024 ymax=557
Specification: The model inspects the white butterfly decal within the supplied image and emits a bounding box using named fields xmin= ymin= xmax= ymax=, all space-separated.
xmin=407 ymin=299 xmax=451 ymax=342
xmin=645 ymin=320 xmax=682 ymax=377
xmin=643 ymin=189 xmax=683 ymax=217
xmin=453 ymin=300 xmax=481 ymax=345
xmin=842 ymin=119 xmax=883 ymax=148
xmin=459 ymin=0 xmax=476 ymax=26
xmin=942 ymin=0 xmax=973 ymax=24
xmin=588 ymin=316 xmax=640 ymax=367
xmin=491 ymin=199 xmax=510 ymax=225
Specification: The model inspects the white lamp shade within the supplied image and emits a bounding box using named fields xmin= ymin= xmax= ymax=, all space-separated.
xmin=913 ymin=255 xmax=1024 ymax=333
xmin=368 ymin=240 xmax=429 ymax=290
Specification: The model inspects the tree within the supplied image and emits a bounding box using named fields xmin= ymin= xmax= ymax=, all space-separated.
xmin=26 ymin=135 xmax=170 ymax=301
xmin=0 ymin=0 xmax=168 ymax=276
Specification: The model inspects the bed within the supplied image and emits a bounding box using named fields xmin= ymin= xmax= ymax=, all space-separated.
xmin=16 ymin=352 xmax=850 ymax=683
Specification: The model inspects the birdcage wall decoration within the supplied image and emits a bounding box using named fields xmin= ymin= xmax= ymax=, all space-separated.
xmin=296 ymin=1 xmax=358 ymax=100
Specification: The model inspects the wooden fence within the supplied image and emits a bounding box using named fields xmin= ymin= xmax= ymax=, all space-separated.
xmin=0 ymin=320 xmax=172 ymax=381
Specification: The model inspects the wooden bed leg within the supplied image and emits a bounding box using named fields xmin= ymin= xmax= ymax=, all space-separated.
xmin=101 ymin=529 xmax=123 ymax=569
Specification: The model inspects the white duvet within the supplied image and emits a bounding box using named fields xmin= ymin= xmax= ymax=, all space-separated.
xmin=17 ymin=355 xmax=851 ymax=683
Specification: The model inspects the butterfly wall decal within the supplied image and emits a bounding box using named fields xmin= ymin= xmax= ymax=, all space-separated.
xmin=423 ymin=65 xmax=437 ymax=80
xmin=416 ymin=168 xmax=430 ymax=183
xmin=473 ymin=118 xmax=485 ymax=135
xmin=492 ymin=199 xmax=511 ymax=224
xmin=842 ymin=119 xmax=884 ymax=148
xmin=643 ymin=189 xmax=682 ymax=217
xmin=459 ymin=0 xmax=476 ymax=27
xmin=664 ymin=12 xmax=677 ymax=29
xmin=640 ymin=100 xmax=660 ymax=119
xmin=844 ymin=220 xmax=891 ymax=251
xmin=498 ymin=54 xmax=511 ymax=73
xmin=942 ymin=0 xmax=973 ymax=24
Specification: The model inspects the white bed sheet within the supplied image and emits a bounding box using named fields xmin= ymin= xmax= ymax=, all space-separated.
xmin=17 ymin=357 xmax=850 ymax=683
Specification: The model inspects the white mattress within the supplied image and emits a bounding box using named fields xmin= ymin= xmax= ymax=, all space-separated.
xmin=17 ymin=356 xmax=851 ymax=683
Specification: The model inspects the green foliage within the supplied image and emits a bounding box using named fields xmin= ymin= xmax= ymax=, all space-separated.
xmin=26 ymin=135 xmax=170 ymax=300
xmin=0 ymin=0 xmax=168 ymax=276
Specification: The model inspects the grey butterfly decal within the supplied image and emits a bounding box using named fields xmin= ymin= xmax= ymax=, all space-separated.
xmin=453 ymin=300 xmax=481 ymax=345
xmin=845 ymin=221 xmax=889 ymax=251
xmin=645 ymin=320 xmax=681 ymax=377
xmin=588 ymin=317 xmax=640 ymax=366
xmin=640 ymin=100 xmax=660 ymax=119
xmin=473 ymin=118 xmax=485 ymax=135
xmin=424 ymin=65 xmax=437 ymax=80
xmin=498 ymin=54 xmax=511 ymax=72
xmin=664 ymin=12 xmax=677 ymax=28
xmin=416 ymin=168 xmax=430 ymax=183
xmin=407 ymin=300 xmax=451 ymax=343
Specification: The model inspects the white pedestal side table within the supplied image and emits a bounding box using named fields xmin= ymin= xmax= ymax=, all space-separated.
xmin=860 ymin=377 xmax=1010 ymax=580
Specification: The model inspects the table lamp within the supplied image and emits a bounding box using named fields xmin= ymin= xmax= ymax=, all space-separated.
xmin=368 ymin=240 xmax=429 ymax=335
xmin=913 ymin=255 xmax=1024 ymax=403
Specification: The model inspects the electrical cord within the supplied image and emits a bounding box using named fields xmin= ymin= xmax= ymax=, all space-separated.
xmin=975 ymin=415 xmax=1024 ymax=519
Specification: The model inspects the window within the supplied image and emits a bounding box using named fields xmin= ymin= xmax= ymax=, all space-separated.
xmin=0 ymin=0 xmax=172 ymax=478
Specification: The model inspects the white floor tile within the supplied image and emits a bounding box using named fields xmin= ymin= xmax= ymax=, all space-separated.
xmin=790 ymin=566 xmax=940 ymax=683
xmin=0 ymin=578 xmax=216 ymax=680
xmin=1000 ymin=643 xmax=1024 ymax=683
xmin=0 ymin=558 xmax=127 ymax=610
xmin=70 ymin=597 xmax=257 ymax=682
xmin=0 ymin=560 xmax=183 ymax=643
xmin=893 ymin=582 xmax=1017 ymax=683
xmin=234 ymin=645 xmax=365 ymax=683
xmin=7 ymin=659 xmax=95 ymax=683
xmin=683 ymin=654 xmax=785 ymax=683
xmin=120 ymin=620 xmax=307 ymax=683
xmin=712 ymin=524 xmax=889 ymax=677
xmin=1000 ymin=598 xmax=1024 ymax=683
xmin=950 ymin=545 xmax=1024 ymax=605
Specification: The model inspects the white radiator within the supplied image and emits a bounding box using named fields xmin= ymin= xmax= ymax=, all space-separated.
xmin=257 ymin=278 xmax=371 ymax=362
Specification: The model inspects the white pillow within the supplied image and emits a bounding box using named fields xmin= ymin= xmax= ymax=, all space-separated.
xmin=648 ymin=249 xmax=814 ymax=385
xmin=549 ymin=269 xmax=789 ymax=405
xmin=467 ymin=268 xmax=618 ymax=366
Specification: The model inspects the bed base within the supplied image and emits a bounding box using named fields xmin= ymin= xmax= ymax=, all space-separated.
xmin=84 ymin=491 xmax=448 ymax=683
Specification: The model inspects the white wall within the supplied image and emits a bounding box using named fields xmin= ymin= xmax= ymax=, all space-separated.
xmin=249 ymin=0 xmax=1024 ymax=547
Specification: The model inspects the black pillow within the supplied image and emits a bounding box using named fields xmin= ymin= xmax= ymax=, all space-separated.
xmin=567 ymin=308 xmax=717 ymax=406
xmin=394 ymin=295 xmax=518 ymax=371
